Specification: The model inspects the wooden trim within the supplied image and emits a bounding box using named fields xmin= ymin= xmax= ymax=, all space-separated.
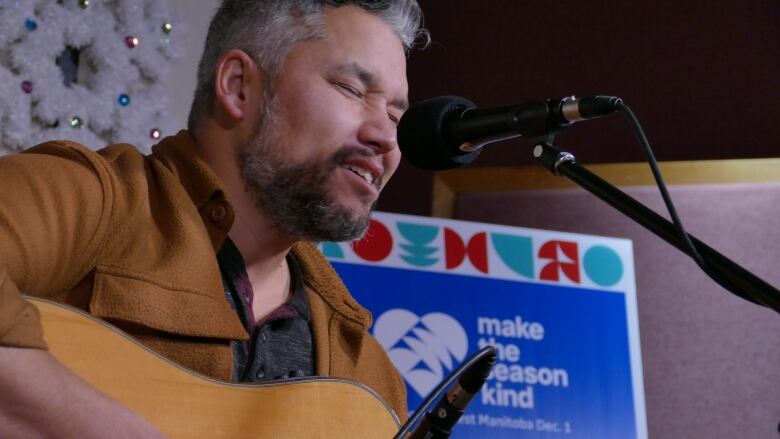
xmin=431 ymin=158 xmax=780 ymax=218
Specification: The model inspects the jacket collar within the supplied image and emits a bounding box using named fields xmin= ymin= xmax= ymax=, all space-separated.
xmin=151 ymin=130 xmax=234 ymax=251
xmin=151 ymin=130 xmax=227 ymax=210
xmin=291 ymin=242 xmax=372 ymax=330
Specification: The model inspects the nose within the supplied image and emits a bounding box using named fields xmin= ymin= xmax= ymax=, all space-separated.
xmin=357 ymin=108 xmax=398 ymax=154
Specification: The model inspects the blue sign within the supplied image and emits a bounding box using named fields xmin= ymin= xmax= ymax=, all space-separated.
xmin=323 ymin=212 xmax=646 ymax=439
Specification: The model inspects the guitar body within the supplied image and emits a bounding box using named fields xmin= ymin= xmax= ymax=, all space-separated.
xmin=28 ymin=297 xmax=400 ymax=438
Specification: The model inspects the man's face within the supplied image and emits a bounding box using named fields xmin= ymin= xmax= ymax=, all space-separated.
xmin=239 ymin=5 xmax=408 ymax=243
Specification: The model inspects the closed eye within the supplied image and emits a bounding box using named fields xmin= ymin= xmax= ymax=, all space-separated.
xmin=336 ymin=82 xmax=364 ymax=98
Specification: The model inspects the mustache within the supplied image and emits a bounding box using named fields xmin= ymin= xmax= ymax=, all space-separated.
xmin=331 ymin=146 xmax=375 ymax=162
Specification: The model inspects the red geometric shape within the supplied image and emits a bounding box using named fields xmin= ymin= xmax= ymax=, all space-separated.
xmin=351 ymin=219 xmax=393 ymax=262
xmin=445 ymin=228 xmax=466 ymax=269
xmin=444 ymin=228 xmax=489 ymax=273
xmin=467 ymin=232 xmax=489 ymax=273
xmin=538 ymin=240 xmax=580 ymax=283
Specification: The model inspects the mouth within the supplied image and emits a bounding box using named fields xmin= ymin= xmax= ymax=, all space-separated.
xmin=340 ymin=157 xmax=382 ymax=192
xmin=345 ymin=164 xmax=376 ymax=186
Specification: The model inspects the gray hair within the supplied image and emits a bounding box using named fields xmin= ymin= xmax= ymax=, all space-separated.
xmin=187 ymin=0 xmax=429 ymax=132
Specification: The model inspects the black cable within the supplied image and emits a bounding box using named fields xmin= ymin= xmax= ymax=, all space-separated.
xmin=393 ymin=346 xmax=496 ymax=439
xmin=616 ymin=102 xmax=764 ymax=307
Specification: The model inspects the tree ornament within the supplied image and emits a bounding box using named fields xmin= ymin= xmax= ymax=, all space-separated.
xmin=25 ymin=18 xmax=38 ymax=31
xmin=162 ymin=22 xmax=172 ymax=35
xmin=79 ymin=0 xmax=90 ymax=10
xmin=125 ymin=36 xmax=139 ymax=49
xmin=21 ymin=81 xmax=33 ymax=94
xmin=69 ymin=116 xmax=84 ymax=129
xmin=150 ymin=128 xmax=161 ymax=140
xmin=118 ymin=94 xmax=130 ymax=106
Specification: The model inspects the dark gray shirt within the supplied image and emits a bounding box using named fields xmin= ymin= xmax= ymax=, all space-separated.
xmin=217 ymin=238 xmax=314 ymax=382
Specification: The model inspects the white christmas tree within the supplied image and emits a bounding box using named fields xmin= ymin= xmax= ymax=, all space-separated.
xmin=0 ymin=0 xmax=184 ymax=154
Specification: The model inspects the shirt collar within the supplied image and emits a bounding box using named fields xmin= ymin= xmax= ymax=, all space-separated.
xmin=286 ymin=254 xmax=311 ymax=321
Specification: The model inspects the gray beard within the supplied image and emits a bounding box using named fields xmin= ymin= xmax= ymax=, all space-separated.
xmin=237 ymin=110 xmax=375 ymax=243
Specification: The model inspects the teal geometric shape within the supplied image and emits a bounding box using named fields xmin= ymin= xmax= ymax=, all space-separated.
xmin=491 ymin=233 xmax=534 ymax=278
xmin=397 ymin=222 xmax=440 ymax=267
xmin=397 ymin=223 xmax=439 ymax=245
xmin=399 ymin=243 xmax=438 ymax=257
xmin=583 ymin=245 xmax=624 ymax=287
xmin=320 ymin=242 xmax=344 ymax=259
xmin=400 ymin=254 xmax=438 ymax=267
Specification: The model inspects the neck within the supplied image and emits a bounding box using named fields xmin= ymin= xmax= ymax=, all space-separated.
xmin=194 ymin=125 xmax=297 ymax=321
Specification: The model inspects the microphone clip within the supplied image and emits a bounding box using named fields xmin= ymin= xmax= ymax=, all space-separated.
xmin=531 ymin=141 xmax=576 ymax=176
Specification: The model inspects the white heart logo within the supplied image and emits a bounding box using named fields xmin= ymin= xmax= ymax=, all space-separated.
xmin=374 ymin=309 xmax=468 ymax=398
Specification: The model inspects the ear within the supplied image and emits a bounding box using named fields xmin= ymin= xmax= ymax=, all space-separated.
xmin=213 ymin=49 xmax=264 ymax=121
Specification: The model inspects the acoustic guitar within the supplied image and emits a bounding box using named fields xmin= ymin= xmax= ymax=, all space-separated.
xmin=28 ymin=296 xmax=401 ymax=438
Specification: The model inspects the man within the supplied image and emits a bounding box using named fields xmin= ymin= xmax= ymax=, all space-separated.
xmin=0 ymin=0 xmax=428 ymax=436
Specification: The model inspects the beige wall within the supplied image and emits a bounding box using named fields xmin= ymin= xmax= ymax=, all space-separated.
xmin=448 ymin=170 xmax=780 ymax=439
xmin=166 ymin=0 xmax=221 ymax=130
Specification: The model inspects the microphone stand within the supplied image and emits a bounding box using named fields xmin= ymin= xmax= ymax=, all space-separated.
xmin=531 ymin=141 xmax=780 ymax=313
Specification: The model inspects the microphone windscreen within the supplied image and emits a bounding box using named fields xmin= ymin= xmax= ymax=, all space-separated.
xmin=459 ymin=347 xmax=497 ymax=393
xmin=397 ymin=96 xmax=481 ymax=170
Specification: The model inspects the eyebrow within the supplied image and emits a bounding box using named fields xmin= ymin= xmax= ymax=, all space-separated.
xmin=334 ymin=62 xmax=409 ymax=112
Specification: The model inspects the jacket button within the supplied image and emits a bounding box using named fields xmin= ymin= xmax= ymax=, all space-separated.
xmin=210 ymin=205 xmax=226 ymax=222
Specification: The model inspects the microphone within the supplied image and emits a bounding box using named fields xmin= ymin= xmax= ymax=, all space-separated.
xmin=407 ymin=346 xmax=497 ymax=439
xmin=397 ymin=95 xmax=623 ymax=170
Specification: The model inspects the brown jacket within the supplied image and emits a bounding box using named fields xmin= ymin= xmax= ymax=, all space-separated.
xmin=0 ymin=131 xmax=407 ymax=420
